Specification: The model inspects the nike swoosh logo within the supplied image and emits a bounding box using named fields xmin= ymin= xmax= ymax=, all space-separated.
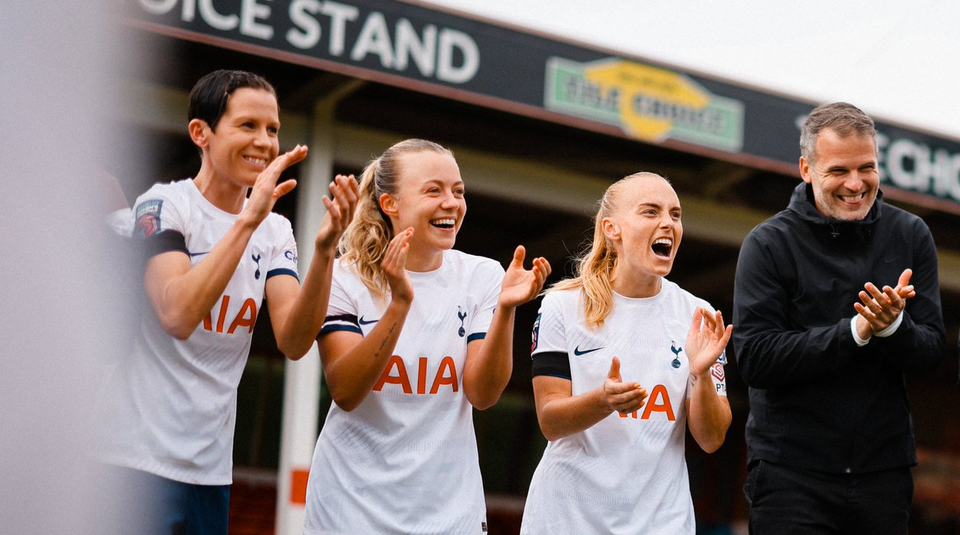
xmin=358 ymin=316 xmax=379 ymax=326
xmin=188 ymin=251 xmax=209 ymax=257
xmin=574 ymin=345 xmax=603 ymax=356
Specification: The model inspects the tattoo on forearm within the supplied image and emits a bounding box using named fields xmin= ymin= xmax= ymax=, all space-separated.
xmin=374 ymin=322 xmax=398 ymax=358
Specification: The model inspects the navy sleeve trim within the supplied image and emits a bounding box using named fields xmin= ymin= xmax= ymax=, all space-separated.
xmin=145 ymin=230 xmax=188 ymax=258
xmin=266 ymin=268 xmax=299 ymax=281
xmin=320 ymin=324 xmax=363 ymax=335
xmin=321 ymin=314 xmax=361 ymax=335
xmin=532 ymin=351 xmax=571 ymax=380
xmin=467 ymin=332 xmax=486 ymax=343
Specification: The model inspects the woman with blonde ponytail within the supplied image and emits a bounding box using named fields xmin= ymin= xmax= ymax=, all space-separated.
xmin=521 ymin=172 xmax=733 ymax=535
xmin=303 ymin=139 xmax=551 ymax=535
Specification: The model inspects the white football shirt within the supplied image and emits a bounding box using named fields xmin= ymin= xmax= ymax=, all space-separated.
xmin=97 ymin=178 xmax=299 ymax=485
xmin=304 ymin=249 xmax=504 ymax=535
xmin=521 ymin=280 xmax=727 ymax=535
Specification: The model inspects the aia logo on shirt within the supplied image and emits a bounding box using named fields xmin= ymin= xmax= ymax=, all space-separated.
xmin=531 ymin=313 xmax=541 ymax=352
xmin=202 ymin=295 xmax=257 ymax=335
xmin=373 ymin=356 xmax=459 ymax=395
xmin=619 ymin=384 xmax=676 ymax=421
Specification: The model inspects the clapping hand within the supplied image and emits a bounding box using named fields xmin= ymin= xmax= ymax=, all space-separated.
xmin=383 ymin=228 xmax=415 ymax=304
xmin=315 ymin=174 xmax=360 ymax=251
xmin=685 ymin=308 xmax=732 ymax=377
xmin=854 ymin=268 xmax=914 ymax=335
xmin=243 ymin=145 xmax=308 ymax=226
xmin=602 ymin=357 xmax=647 ymax=415
xmin=498 ymin=245 xmax=551 ymax=308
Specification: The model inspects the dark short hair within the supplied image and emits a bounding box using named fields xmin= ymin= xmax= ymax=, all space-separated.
xmin=800 ymin=102 xmax=876 ymax=164
xmin=187 ymin=70 xmax=277 ymax=131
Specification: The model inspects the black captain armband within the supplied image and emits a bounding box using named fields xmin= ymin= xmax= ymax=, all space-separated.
xmin=144 ymin=230 xmax=189 ymax=258
xmin=531 ymin=351 xmax=571 ymax=380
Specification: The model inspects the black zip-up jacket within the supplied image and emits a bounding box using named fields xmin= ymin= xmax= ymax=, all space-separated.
xmin=733 ymin=182 xmax=945 ymax=474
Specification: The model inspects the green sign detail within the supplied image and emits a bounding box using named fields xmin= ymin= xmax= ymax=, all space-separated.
xmin=545 ymin=57 xmax=744 ymax=152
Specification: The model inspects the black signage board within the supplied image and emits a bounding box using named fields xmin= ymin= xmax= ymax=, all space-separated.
xmin=126 ymin=0 xmax=960 ymax=211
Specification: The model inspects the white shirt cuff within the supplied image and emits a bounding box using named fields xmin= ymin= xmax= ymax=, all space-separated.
xmin=875 ymin=311 xmax=904 ymax=338
xmin=850 ymin=312 xmax=904 ymax=346
xmin=851 ymin=316 xmax=870 ymax=347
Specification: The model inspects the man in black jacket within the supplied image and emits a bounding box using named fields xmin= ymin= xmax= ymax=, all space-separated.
xmin=733 ymin=102 xmax=945 ymax=534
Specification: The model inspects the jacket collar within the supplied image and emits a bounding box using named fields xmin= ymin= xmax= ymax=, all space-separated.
xmin=787 ymin=181 xmax=883 ymax=228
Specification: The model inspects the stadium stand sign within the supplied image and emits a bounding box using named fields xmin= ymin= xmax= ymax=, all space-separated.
xmin=128 ymin=0 xmax=960 ymax=210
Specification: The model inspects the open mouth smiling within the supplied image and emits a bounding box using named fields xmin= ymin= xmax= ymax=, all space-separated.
xmin=430 ymin=218 xmax=456 ymax=229
xmin=838 ymin=192 xmax=866 ymax=203
xmin=652 ymin=237 xmax=673 ymax=259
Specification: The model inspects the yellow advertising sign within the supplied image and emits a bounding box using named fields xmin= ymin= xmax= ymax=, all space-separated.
xmin=545 ymin=58 xmax=744 ymax=152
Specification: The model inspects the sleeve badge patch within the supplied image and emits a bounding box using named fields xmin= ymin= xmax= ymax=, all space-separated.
xmin=135 ymin=199 xmax=163 ymax=238
xmin=530 ymin=312 xmax=541 ymax=353
xmin=710 ymin=361 xmax=725 ymax=382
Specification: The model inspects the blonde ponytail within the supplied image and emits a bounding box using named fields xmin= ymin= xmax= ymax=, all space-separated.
xmin=338 ymin=159 xmax=393 ymax=302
